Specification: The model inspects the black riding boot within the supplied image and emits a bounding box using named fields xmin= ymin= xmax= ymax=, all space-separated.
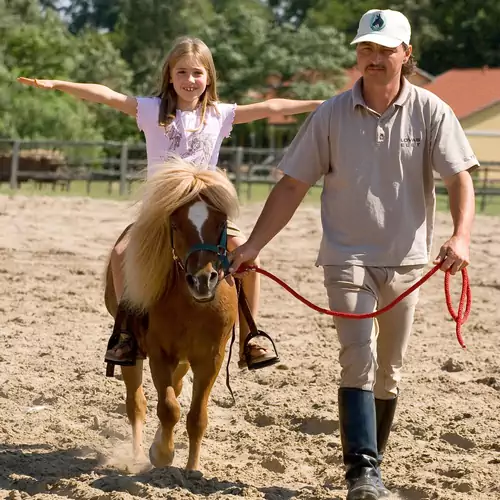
xmin=374 ymin=396 xmax=398 ymax=497
xmin=338 ymin=388 xmax=380 ymax=500
xmin=104 ymin=302 xmax=138 ymax=367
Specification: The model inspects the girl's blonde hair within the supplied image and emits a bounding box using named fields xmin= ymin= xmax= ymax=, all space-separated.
xmin=156 ymin=36 xmax=219 ymax=132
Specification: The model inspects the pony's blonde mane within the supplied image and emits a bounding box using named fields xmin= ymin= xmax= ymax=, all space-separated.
xmin=123 ymin=156 xmax=239 ymax=312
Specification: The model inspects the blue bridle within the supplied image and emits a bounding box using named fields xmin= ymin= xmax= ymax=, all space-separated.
xmin=171 ymin=221 xmax=231 ymax=277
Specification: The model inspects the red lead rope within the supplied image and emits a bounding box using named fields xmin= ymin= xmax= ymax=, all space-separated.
xmin=243 ymin=263 xmax=472 ymax=349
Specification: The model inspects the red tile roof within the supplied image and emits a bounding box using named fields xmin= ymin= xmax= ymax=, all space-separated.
xmin=423 ymin=67 xmax=500 ymax=119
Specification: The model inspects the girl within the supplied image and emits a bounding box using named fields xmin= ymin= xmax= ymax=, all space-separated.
xmin=18 ymin=36 xmax=323 ymax=370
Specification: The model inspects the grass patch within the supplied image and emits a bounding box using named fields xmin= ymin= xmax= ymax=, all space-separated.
xmin=0 ymin=179 xmax=137 ymax=201
xmin=1 ymin=179 xmax=500 ymax=215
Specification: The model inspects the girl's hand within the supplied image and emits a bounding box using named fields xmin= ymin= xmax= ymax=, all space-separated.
xmin=17 ymin=77 xmax=56 ymax=90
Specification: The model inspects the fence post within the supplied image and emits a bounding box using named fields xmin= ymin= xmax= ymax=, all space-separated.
xmin=10 ymin=140 xmax=20 ymax=190
xmin=119 ymin=142 xmax=128 ymax=196
xmin=234 ymin=146 xmax=243 ymax=198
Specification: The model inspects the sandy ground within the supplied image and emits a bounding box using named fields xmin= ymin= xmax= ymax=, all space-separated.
xmin=0 ymin=194 xmax=499 ymax=500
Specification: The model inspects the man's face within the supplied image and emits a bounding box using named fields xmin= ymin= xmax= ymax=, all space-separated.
xmin=356 ymin=42 xmax=411 ymax=85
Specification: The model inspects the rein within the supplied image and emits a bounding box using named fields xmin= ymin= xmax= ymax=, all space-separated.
xmin=241 ymin=263 xmax=471 ymax=349
xmin=171 ymin=219 xmax=471 ymax=402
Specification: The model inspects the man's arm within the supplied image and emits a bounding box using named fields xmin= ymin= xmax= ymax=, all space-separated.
xmin=430 ymin=101 xmax=479 ymax=274
xmin=445 ymin=170 xmax=475 ymax=240
xmin=228 ymin=175 xmax=310 ymax=273
xmin=228 ymin=102 xmax=331 ymax=273
xmin=434 ymin=170 xmax=475 ymax=273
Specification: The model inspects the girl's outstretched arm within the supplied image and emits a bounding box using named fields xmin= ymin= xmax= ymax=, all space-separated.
xmin=233 ymin=98 xmax=324 ymax=125
xmin=17 ymin=77 xmax=137 ymax=116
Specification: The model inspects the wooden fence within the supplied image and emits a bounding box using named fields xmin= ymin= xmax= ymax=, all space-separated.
xmin=1 ymin=132 xmax=499 ymax=210
xmin=0 ymin=139 xmax=286 ymax=200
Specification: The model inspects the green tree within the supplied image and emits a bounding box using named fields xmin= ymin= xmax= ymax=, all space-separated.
xmin=1 ymin=90 xmax=102 ymax=141
xmin=115 ymin=0 xmax=215 ymax=92
xmin=262 ymin=23 xmax=353 ymax=99
xmin=304 ymin=0 xmax=499 ymax=74
xmin=1 ymin=0 xmax=134 ymax=142
xmin=416 ymin=0 xmax=500 ymax=74
xmin=266 ymin=0 xmax=322 ymax=26
xmin=199 ymin=2 xmax=352 ymax=145
xmin=201 ymin=3 xmax=352 ymax=103
xmin=64 ymin=0 xmax=125 ymax=34
xmin=200 ymin=2 xmax=273 ymax=102
xmin=306 ymin=0 xmax=392 ymax=40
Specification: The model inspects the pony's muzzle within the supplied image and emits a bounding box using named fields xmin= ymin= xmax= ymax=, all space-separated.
xmin=186 ymin=269 xmax=219 ymax=301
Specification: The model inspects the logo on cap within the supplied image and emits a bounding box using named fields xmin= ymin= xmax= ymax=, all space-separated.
xmin=370 ymin=12 xmax=385 ymax=31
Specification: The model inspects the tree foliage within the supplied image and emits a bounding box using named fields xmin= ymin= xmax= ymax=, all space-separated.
xmin=2 ymin=0 xmax=498 ymax=141
xmin=1 ymin=0 xmax=133 ymax=141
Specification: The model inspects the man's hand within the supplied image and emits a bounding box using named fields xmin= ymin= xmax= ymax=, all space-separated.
xmin=228 ymin=242 xmax=261 ymax=276
xmin=433 ymin=235 xmax=470 ymax=274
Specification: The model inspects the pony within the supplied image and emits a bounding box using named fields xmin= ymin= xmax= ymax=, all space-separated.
xmin=104 ymin=157 xmax=240 ymax=471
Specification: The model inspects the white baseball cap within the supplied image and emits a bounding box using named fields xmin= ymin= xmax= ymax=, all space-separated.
xmin=351 ymin=9 xmax=411 ymax=48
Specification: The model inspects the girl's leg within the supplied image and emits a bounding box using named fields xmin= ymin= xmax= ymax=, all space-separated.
xmin=106 ymin=229 xmax=137 ymax=365
xmin=111 ymin=236 xmax=128 ymax=302
xmin=227 ymin=235 xmax=275 ymax=367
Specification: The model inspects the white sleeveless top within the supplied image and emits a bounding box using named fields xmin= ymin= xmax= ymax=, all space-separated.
xmin=136 ymin=97 xmax=236 ymax=177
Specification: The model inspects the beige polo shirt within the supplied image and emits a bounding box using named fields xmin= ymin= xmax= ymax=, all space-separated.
xmin=280 ymin=77 xmax=479 ymax=267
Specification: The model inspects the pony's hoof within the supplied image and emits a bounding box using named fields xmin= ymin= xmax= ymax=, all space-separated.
xmin=149 ymin=443 xmax=174 ymax=468
xmin=186 ymin=469 xmax=203 ymax=480
xmin=126 ymin=456 xmax=152 ymax=474
xmin=132 ymin=450 xmax=152 ymax=473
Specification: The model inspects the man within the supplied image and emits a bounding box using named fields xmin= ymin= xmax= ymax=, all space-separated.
xmin=229 ymin=8 xmax=477 ymax=500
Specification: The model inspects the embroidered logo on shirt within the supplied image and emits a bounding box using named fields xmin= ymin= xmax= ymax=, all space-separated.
xmin=400 ymin=136 xmax=422 ymax=147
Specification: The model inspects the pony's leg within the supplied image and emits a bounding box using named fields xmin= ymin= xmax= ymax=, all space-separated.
xmin=186 ymin=353 xmax=224 ymax=470
xmin=173 ymin=362 xmax=190 ymax=397
xmin=121 ymin=360 xmax=147 ymax=462
xmin=149 ymin=356 xmax=179 ymax=468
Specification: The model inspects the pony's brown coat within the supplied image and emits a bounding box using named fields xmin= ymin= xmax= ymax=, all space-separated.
xmin=104 ymin=157 xmax=239 ymax=470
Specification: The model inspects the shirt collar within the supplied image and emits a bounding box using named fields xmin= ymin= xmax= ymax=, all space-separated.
xmin=352 ymin=76 xmax=411 ymax=110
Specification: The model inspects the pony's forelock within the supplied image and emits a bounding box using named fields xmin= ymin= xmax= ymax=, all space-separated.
xmin=123 ymin=157 xmax=239 ymax=311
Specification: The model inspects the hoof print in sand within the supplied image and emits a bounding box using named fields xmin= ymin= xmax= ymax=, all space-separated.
xmin=260 ymin=457 xmax=286 ymax=473
xmin=291 ymin=416 xmax=339 ymax=435
xmin=440 ymin=432 xmax=476 ymax=450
